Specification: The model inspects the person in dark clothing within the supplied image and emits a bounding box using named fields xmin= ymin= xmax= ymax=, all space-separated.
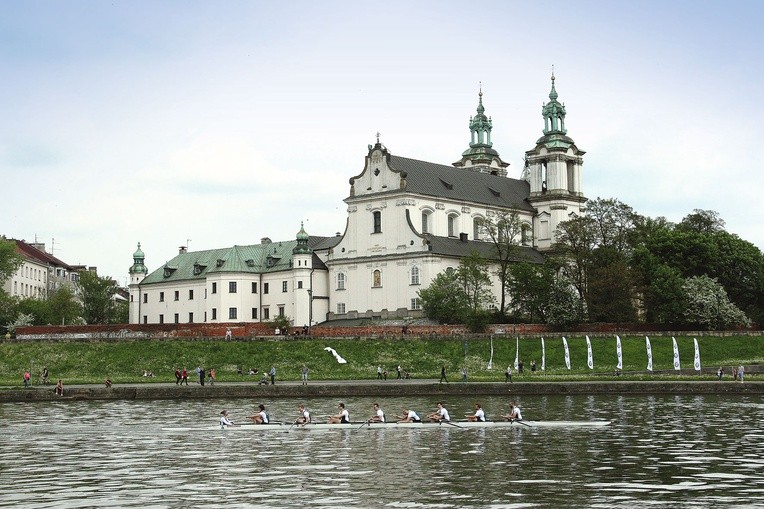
xmin=199 ymin=367 xmax=205 ymax=386
xmin=439 ymin=366 xmax=448 ymax=384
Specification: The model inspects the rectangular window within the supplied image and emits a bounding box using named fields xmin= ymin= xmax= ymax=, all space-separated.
xmin=229 ymin=281 xmax=237 ymax=293
xmin=410 ymin=298 xmax=422 ymax=310
xmin=189 ymin=312 xmax=194 ymax=323
xmin=251 ymin=307 xmax=258 ymax=319
xmin=263 ymin=283 xmax=269 ymax=294
xmin=251 ymin=282 xmax=257 ymax=293
xmin=297 ymin=281 xmax=303 ymax=289
xmin=143 ymin=293 xmax=147 ymax=304
xmin=212 ymin=282 xmax=217 ymax=294
xmin=229 ymin=307 xmax=237 ymax=320
xmin=174 ymin=291 xmax=179 ymax=301
xmin=159 ymin=314 xmax=164 ymax=324
xmin=262 ymin=307 xmax=270 ymax=319
xmin=159 ymin=291 xmax=165 ymax=302
xmin=174 ymin=313 xmax=179 ymax=324
xmin=189 ymin=289 xmax=194 ymax=300
xmin=212 ymin=308 xmax=217 ymax=320
xmin=278 ymin=306 xmax=285 ymax=317
xmin=373 ymin=211 xmax=382 ymax=233
xmin=337 ymin=303 xmax=346 ymax=314
xmin=143 ymin=315 xmax=147 ymax=324
xmin=130 ymin=295 xmax=133 ymax=302
xmin=282 ymin=281 xmax=288 ymax=293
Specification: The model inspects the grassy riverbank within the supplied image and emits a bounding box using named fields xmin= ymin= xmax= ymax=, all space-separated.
xmin=1 ymin=335 xmax=762 ymax=387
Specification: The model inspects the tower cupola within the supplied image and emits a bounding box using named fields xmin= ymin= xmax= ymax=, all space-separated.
xmin=453 ymin=86 xmax=509 ymax=176
xmin=129 ymin=242 xmax=148 ymax=275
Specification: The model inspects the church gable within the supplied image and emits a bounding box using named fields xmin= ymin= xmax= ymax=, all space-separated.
xmin=349 ymin=143 xmax=405 ymax=198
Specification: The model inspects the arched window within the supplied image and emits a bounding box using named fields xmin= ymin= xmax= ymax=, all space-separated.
xmin=473 ymin=217 xmax=482 ymax=241
xmin=372 ymin=269 xmax=382 ymax=288
xmin=372 ymin=211 xmax=382 ymax=233
xmin=521 ymin=224 xmax=532 ymax=246
xmin=337 ymin=272 xmax=346 ymax=290
xmin=410 ymin=266 xmax=420 ymax=285
xmin=448 ymin=214 xmax=457 ymax=237
xmin=421 ymin=211 xmax=431 ymax=234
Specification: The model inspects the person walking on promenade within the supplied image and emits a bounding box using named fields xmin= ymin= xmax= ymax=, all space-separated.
xmin=738 ymin=365 xmax=745 ymax=382
xmin=175 ymin=368 xmax=182 ymax=385
xmin=269 ymin=366 xmax=276 ymax=385
xmin=377 ymin=366 xmax=383 ymax=380
xmin=397 ymin=365 xmax=402 ymax=379
xmin=180 ymin=368 xmax=189 ymax=386
xmin=505 ymin=365 xmax=513 ymax=383
xmin=301 ymin=365 xmax=309 ymax=385
xmin=439 ymin=365 xmax=448 ymax=384
xmin=209 ymin=368 xmax=216 ymax=385
xmin=717 ymin=366 xmax=723 ymax=380
xmin=55 ymin=379 xmax=64 ymax=396
xmin=199 ymin=367 xmax=205 ymax=386
xmin=23 ymin=371 xmax=31 ymax=388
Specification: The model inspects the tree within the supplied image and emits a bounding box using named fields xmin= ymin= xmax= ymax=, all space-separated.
xmin=79 ymin=271 xmax=118 ymax=324
xmin=587 ymin=247 xmax=637 ymax=323
xmin=682 ymin=275 xmax=751 ymax=330
xmin=418 ymin=268 xmax=468 ymax=325
xmin=677 ymin=209 xmax=725 ymax=234
xmin=48 ymin=286 xmax=83 ymax=325
xmin=478 ymin=210 xmax=524 ymax=316
xmin=506 ymin=261 xmax=557 ymax=323
xmin=0 ymin=238 xmax=23 ymax=284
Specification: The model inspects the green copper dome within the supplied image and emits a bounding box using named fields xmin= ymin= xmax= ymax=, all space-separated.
xmin=292 ymin=222 xmax=312 ymax=255
xmin=129 ymin=242 xmax=148 ymax=274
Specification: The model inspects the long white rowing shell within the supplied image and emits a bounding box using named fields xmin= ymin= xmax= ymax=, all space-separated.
xmin=163 ymin=420 xmax=611 ymax=432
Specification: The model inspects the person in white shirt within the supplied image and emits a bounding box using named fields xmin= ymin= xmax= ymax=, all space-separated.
xmin=427 ymin=402 xmax=450 ymax=422
xmin=219 ymin=410 xmax=234 ymax=427
xmin=369 ymin=403 xmax=385 ymax=423
xmin=396 ymin=408 xmax=421 ymax=423
xmin=328 ymin=403 xmax=350 ymax=424
xmin=466 ymin=403 xmax=486 ymax=422
xmin=296 ymin=404 xmax=311 ymax=425
xmin=248 ymin=404 xmax=269 ymax=424
xmin=502 ymin=402 xmax=523 ymax=421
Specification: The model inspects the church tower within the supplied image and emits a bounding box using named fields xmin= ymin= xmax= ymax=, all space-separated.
xmin=525 ymin=73 xmax=587 ymax=250
xmin=128 ymin=243 xmax=148 ymax=324
xmin=453 ymin=87 xmax=510 ymax=176
xmin=291 ymin=223 xmax=314 ymax=327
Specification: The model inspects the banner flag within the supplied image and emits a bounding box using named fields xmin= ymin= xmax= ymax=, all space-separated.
xmin=645 ymin=336 xmax=653 ymax=371
xmin=586 ymin=335 xmax=594 ymax=369
xmin=616 ymin=335 xmax=623 ymax=370
xmin=693 ymin=338 xmax=701 ymax=371
xmin=563 ymin=337 xmax=571 ymax=370
xmin=541 ymin=337 xmax=546 ymax=371
xmin=514 ymin=337 xmax=519 ymax=371
xmin=672 ymin=336 xmax=681 ymax=371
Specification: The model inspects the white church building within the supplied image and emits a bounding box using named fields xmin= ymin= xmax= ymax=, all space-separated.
xmin=128 ymin=75 xmax=586 ymax=326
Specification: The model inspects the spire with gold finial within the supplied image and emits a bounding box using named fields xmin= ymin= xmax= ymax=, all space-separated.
xmin=542 ymin=66 xmax=566 ymax=135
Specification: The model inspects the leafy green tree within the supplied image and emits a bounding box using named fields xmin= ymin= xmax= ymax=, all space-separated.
xmin=0 ymin=292 xmax=19 ymax=334
xmin=546 ymin=275 xmax=581 ymax=328
xmin=506 ymin=261 xmax=557 ymax=323
xmin=418 ymin=268 xmax=467 ymax=325
xmin=587 ymin=247 xmax=637 ymax=323
xmin=676 ymin=209 xmax=725 ymax=234
xmin=17 ymin=297 xmax=53 ymax=325
xmin=478 ymin=210 xmax=523 ymax=315
xmin=79 ymin=270 xmax=118 ymax=324
xmin=271 ymin=314 xmax=292 ymax=333
xmin=0 ymin=238 xmax=24 ymax=284
xmin=682 ymin=275 xmax=751 ymax=330
xmin=48 ymin=286 xmax=83 ymax=325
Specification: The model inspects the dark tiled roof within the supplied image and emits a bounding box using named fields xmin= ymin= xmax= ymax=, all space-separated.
xmin=12 ymin=239 xmax=73 ymax=269
xmin=389 ymin=155 xmax=535 ymax=212
xmin=424 ymin=235 xmax=545 ymax=264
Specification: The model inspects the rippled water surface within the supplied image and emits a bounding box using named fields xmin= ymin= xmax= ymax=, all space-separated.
xmin=1 ymin=394 xmax=763 ymax=508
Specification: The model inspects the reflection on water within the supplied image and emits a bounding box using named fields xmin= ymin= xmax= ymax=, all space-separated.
xmin=1 ymin=394 xmax=763 ymax=508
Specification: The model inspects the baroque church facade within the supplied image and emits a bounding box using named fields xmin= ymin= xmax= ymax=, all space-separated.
xmin=128 ymin=75 xmax=586 ymax=326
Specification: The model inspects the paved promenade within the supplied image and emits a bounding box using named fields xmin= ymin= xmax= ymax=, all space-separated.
xmin=2 ymin=378 xmax=761 ymax=402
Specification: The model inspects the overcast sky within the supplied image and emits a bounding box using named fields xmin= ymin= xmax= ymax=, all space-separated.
xmin=2 ymin=1 xmax=762 ymax=284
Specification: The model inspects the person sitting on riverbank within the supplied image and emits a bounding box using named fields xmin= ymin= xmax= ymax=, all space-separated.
xmin=396 ymin=408 xmax=421 ymax=423
xmin=104 ymin=378 xmax=112 ymax=388
xmin=248 ymin=404 xmax=269 ymax=424
xmin=258 ymin=373 xmax=269 ymax=385
xmin=55 ymin=380 xmax=64 ymax=396
xmin=427 ymin=402 xmax=450 ymax=422
xmin=466 ymin=403 xmax=485 ymax=422
xmin=502 ymin=402 xmax=523 ymax=421
xmin=328 ymin=403 xmax=350 ymax=424
xmin=220 ymin=410 xmax=234 ymax=427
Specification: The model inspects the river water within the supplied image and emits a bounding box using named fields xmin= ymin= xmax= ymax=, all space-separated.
xmin=1 ymin=394 xmax=762 ymax=508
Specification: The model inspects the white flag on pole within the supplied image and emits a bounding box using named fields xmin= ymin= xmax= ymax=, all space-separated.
xmin=562 ymin=337 xmax=571 ymax=370
xmin=514 ymin=337 xmax=519 ymax=370
xmin=645 ymin=336 xmax=653 ymax=371
xmin=586 ymin=335 xmax=594 ymax=369
xmin=672 ymin=337 xmax=681 ymax=371
xmin=693 ymin=338 xmax=701 ymax=371
xmin=541 ymin=337 xmax=546 ymax=371
xmin=616 ymin=335 xmax=623 ymax=370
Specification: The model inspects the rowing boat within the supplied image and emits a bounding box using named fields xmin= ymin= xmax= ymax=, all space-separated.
xmin=163 ymin=420 xmax=610 ymax=432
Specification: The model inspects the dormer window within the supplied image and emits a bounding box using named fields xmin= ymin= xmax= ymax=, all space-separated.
xmin=216 ymin=259 xmax=225 ymax=268
xmin=193 ymin=263 xmax=204 ymax=275
xmin=245 ymin=259 xmax=255 ymax=267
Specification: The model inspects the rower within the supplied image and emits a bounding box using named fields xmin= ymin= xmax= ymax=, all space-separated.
xmin=466 ymin=403 xmax=485 ymax=422
xmin=220 ymin=410 xmax=234 ymax=427
xmin=296 ymin=404 xmax=311 ymax=425
xmin=427 ymin=402 xmax=450 ymax=422
xmin=502 ymin=401 xmax=523 ymax=421
xmin=396 ymin=408 xmax=421 ymax=423
xmin=369 ymin=403 xmax=385 ymax=423
xmin=248 ymin=404 xmax=269 ymax=424
xmin=327 ymin=402 xmax=350 ymax=424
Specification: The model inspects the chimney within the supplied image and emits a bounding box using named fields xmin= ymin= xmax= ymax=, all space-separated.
xmin=179 ymin=246 xmax=187 ymax=254
xmin=261 ymin=237 xmax=272 ymax=244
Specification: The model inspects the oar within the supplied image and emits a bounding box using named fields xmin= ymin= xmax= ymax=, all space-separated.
xmin=441 ymin=420 xmax=465 ymax=429
xmin=352 ymin=420 xmax=370 ymax=432
xmin=284 ymin=420 xmax=299 ymax=433
xmin=510 ymin=419 xmax=531 ymax=428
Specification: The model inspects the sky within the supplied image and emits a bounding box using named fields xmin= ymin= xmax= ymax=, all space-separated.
xmin=2 ymin=1 xmax=763 ymax=284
